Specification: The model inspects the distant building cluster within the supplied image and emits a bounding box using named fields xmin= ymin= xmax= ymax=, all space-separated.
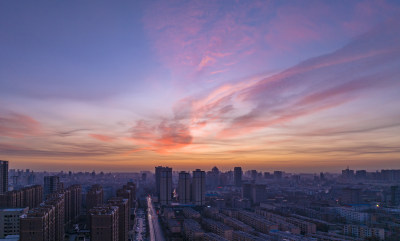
xmin=155 ymin=166 xmax=206 ymax=206
xmin=151 ymin=165 xmax=400 ymax=241
xmin=1 ymin=159 xmax=400 ymax=240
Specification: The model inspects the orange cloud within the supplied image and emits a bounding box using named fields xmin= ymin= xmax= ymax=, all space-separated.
xmin=129 ymin=120 xmax=193 ymax=154
xmin=89 ymin=134 xmax=115 ymax=142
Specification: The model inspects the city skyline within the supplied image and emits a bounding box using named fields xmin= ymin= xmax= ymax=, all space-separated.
xmin=2 ymin=158 xmax=400 ymax=240
xmin=1 ymin=1 xmax=400 ymax=172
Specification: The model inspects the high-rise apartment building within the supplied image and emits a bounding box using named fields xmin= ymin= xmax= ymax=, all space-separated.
xmin=250 ymin=170 xmax=258 ymax=180
xmin=19 ymin=185 xmax=81 ymax=241
xmin=178 ymin=171 xmax=191 ymax=204
xmin=340 ymin=188 xmax=361 ymax=205
xmin=273 ymin=171 xmax=283 ymax=180
xmin=117 ymin=182 xmax=136 ymax=209
xmin=251 ymin=184 xmax=267 ymax=204
xmin=20 ymin=206 xmax=56 ymax=241
xmin=0 ymin=160 xmax=8 ymax=194
xmin=116 ymin=188 xmax=132 ymax=209
xmin=341 ymin=167 xmax=354 ymax=179
xmin=86 ymin=184 xmax=103 ymax=212
xmin=158 ymin=167 xmax=172 ymax=206
xmin=62 ymin=188 xmax=71 ymax=227
xmin=23 ymin=185 xmax=43 ymax=209
xmin=108 ymin=197 xmax=129 ymax=241
xmin=242 ymin=183 xmax=267 ymax=203
xmin=44 ymin=176 xmax=60 ymax=198
xmin=242 ymin=183 xmax=252 ymax=200
xmin=155 ymin=166 xmax=163 ymax=197
xmin=192 ymin=169 xmax=206 ymax=206
xmin=68 ymin=184 xmax=82 ymax=222
xmin=125 ymin=182 xmax=136 ymax=202
xmin=43 ymin=194 xmax=65 ymax=241
xmin=390 ymin=185 xmax=400 ymax=206
xmin=0 ymin=185 xmax=43 ymax=209
xmin=234 ymin=167 xmax=242 ymax=187
xmin=89 ymin=205 xmax=119 ymax=241
xmin=207 ymin=167 xmax=220 ymax=189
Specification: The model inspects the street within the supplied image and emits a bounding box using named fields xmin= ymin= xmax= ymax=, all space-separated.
xmin=147 ymin=196 xmax=165 ymax=241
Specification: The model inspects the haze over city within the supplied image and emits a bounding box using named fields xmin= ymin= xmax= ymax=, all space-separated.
xmin=1 ymin=0 xmax=400 ymax=172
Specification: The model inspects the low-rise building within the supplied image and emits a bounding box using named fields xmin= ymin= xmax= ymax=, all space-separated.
xmin=202 ymin=218 xmax=233 ymax=240
xmin=344 ymin=225 xmax=384 ymax=240
xmin=236 ymin=210 xmax=278 ymax=234
xmin=167 ymin=219 xmax=181 ymax=233
xmin=214 ymin=213 xmax=254 ymax=232
xmin=203 ymin=232 xmax=229 ymax=241
xmin=332 ymin=207 xmax=370 ymax=223
xmin=0 ymin=208 xmax=28 ymax=238
xmin=232 ymin=230 xmax=265 ymax=241
xmin=183 ymin=219 xmax=204 ymax=241
xmin=285 ymin=217 xmax=316 ymax=234
xmin=183 ymin=207 xmax=201 ymax=219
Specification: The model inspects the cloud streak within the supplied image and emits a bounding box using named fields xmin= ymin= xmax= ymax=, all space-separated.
xmin=143 ymin=0 xmax=400 ymax=82
xmin=129 ymin=120 xmax=193 ymax=154
xmin=89 ymin=134 xmax=115 ymax=142
xmin=132 ymin=17 xmax=400 ymax=153
xmin=0 ymin=112 xmax=41 ymax=138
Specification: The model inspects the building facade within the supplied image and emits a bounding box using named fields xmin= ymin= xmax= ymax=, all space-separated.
xmin=0 ymin=207 xmax=28 ymax=238
xmin=192 ymin=169 xmax=206 ymax=206
xmin=44 ymin=176 xmax=60 ymax=198
xmin=108 ymin=197 xmax=129 ymax=241
xmin=158 ymin=167 xmax=172 ymax=205
xmin=234 ymin=167 xmax=242 ymax=187
xmin=86 ymin=184 xmax=103 ymax=212
xmin=89 ymin=205 xmax=119 ymax=241
xmin=178 ymin=171 xmax=191 ymax=204
xmin=0 ymin=160 xmax=8 ymax=194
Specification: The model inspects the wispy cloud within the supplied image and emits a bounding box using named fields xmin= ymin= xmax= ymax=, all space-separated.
xmin=56 ymin=129 xmax=89 ymax=137
xmin=143 ymin=0 xmax=400 ymax=82
xmin=129 ymin=119 xmax=192 ymax=154
xmin=131 ymin=17 xmax=400 ymax=154
xmin=0 ymin=112 xmax=41 ymax=138
xmin=89 ymin=134 xmax=115 ymax=142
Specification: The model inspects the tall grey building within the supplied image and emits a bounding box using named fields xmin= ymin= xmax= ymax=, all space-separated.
xmin=192 ymin=169 xmax=205 ymax=206
xmin=207 ymin=166 xmax=220 ymax=189
xmin=44 ymin=176 xmax=60 ymax=198
xmin=0 ymin=160 xmax=8 ymax=194
xmin=155 ymin=166 xmax=163 ymax=196
xmin=234 ymin=167 xmax=242 ymax=187
xmin=158 ymin=166 xmax=172 ymax=205
xmin=178 ymin=171 xmax=191 ymax=204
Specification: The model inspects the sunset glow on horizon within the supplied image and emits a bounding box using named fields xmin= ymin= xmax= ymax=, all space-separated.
xmin=1 ymin=1 xmax=400 ymax=172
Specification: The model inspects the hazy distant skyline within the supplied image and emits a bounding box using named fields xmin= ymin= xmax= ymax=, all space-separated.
xmin=1 ymin=1 xmax=400 ymax=172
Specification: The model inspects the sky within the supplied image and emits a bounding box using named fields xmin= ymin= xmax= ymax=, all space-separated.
xmin=1 ymin=0 xmax=400 ymax=173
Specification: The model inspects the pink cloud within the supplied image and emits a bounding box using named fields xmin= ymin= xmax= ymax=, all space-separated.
xmin=342 ymin=0 xmax=400 ymax=35
xmin=0 ymin=112 xmax=41 ymax=138
xmin=143 ymin=0 xmax=400 ymax=84
xmin=172 ymin=17 xmax=400 ymax=139
xmin=129 ymin=13 xmax=400 ymax=155
xmin=129 ymin=120 xmax=192 ymax=154
xmin=143 ymin=1 xmax=270 ymax=79
xmin=89 ymin=134 xmax=115 ymax=142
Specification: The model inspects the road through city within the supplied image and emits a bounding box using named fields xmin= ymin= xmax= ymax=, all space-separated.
xmin=147 ymin=196 xmax=165 ymax=241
